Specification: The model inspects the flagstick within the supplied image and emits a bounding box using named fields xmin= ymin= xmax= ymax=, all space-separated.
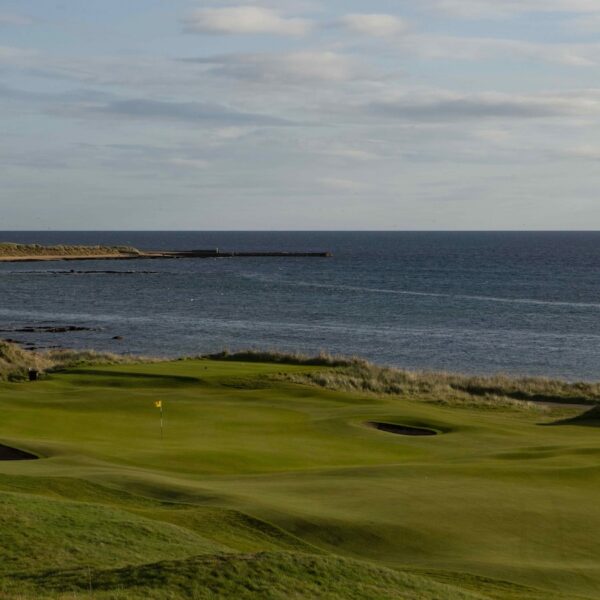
xmin=160 ymin=404 xmax=163 ymax=440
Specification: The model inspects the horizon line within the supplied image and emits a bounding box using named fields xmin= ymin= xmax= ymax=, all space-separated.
xmin=2 ymin=229 xmax=600 ymax=234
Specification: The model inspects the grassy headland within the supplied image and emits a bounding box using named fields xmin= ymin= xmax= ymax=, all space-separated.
xmin=0 ymin=243 xmax=141 ymax=261
xmin=0 ymin=243 xmax=329 ymax=262
xmin=0 ymin=345 xmax=598 ymax=598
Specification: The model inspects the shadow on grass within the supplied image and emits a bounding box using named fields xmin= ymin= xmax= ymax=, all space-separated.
xmin=367 ymin=422 xmax=439 ymax=437
xmin=542 ymin=405 xmax=600 ymax=427
xmin=0 ymin=443 xmax=39 ymax=461
xmin=58 ymin=369 xmax=203 ymax=387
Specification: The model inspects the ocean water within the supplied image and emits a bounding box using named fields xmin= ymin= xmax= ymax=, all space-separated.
xmin=1 ymin=231 xmax=600 ymax=380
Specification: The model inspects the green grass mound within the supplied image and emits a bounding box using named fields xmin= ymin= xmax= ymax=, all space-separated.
xmin=0 ymin=492 xmax=226 ymax=576
xmin=11 ymin=552 xmax=486 ymax=600
xmin=0 ymin=474 xmax=162 ymax=507
xmin=133 ymin=506 xmax=319 ymax=554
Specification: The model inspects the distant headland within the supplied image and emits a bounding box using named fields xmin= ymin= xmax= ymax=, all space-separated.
xmin=0 ymin=243 xmax=332 ymax=262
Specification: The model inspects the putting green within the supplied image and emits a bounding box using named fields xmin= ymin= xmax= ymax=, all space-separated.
xmin=0 ymin=359 xmax=598 ymax=599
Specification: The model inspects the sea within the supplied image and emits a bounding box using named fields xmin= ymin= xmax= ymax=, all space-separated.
xmin=1 ymin=231 xmax=600 ymax=381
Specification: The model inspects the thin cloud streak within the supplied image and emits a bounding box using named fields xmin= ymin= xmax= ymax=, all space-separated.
xmin=181 ymin=51 xmax=377 ymax=83
xmin=363 ymin=91 xmax=600 ymax=122
xmin=424 ymin=0 xmax=600 ymax=18
xmin=73 ymin=98 xmax=295 ymax=126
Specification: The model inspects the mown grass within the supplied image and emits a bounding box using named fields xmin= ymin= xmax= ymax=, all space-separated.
xmin=0 ymin=243 xmax=140 ymax=257
xmin=0 ymin=357 xmax=598 ymax=599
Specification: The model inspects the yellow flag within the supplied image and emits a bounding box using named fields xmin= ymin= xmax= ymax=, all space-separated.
xmin=154 ymin=400 xmax=162 ymax=409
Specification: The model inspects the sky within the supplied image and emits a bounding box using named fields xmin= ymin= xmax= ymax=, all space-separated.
xmin=1 ymin=0 xmax=599 ymax=230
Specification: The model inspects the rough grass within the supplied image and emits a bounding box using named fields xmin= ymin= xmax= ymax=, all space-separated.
xmin=0 ymin=340 xmax=157 ymax=382
xmin=44 ymin=348 xmax=159 ymax=369
xmin=202 ymin=349 xmax=363 ymax=368
xmin=0 ymin=492 xmax=223 ymax=577
xmin=0 ymin=243 xmax=140 ymax=257
xmin=6 ymin=552 xmax=487 ymax=600
xmin=252 ymin=354 xmax=600 ymax=407
xmin=0 ymin=341 xmax=54 ymax=381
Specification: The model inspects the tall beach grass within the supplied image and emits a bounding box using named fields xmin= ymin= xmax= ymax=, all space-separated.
xmin=0 ymin=341 xmax=155 ymax=382
xmin=206 ymin=349 xmax=600 ymax=407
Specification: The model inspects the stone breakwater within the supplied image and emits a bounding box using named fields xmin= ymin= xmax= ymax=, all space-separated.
xmin=0 ymin=249 xmax=332 ymax=262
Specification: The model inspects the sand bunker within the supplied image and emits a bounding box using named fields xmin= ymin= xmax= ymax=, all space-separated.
xmin=368 ymin=421 xmax=438 ymax=436
xmin=0 ymin=444 xmax=38 ymax=461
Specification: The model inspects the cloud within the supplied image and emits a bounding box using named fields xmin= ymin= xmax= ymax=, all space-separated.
xmin=183 ymin=51 xmax=372 ymax=83
xmin=567 ymin=15 xmax=600 ymax=34
xmin=472 ymin=128 xmax=512 ymax=144
xmin=0 ymin=45 xmax=37 ymax=64
xmin=424 ymin=0 xmax=600 ymax=18
xmin=0 ymin=13 xmax=33 ymax=26
xmin=319 ymin=177 xmax=366 ymax=192
xmin=0 ymin=82 xmax=116 ymax=107
xmin=0 ymin=82 xmax=31 ymax=102
xmin=363 ymin=91 xmax=600 ymax=122
xmin=167 ymin=157 xmax=210 ymax=169
xmin=183 ymin=6 xmax=311 ymax=36
xmin=88 ymin=98 xmax=292 ymax=126
xmin=339 ymin=14 xmax=409 ymax=38
xmin=405 ymin=35 xmax=600 ymax=66
xmin=562 ymin=145 xmax=600 ymax=160
xmin=325 ymin=147 xmax=379 ymax=161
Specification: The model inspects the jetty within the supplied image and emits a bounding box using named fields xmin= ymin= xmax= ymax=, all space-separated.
xmin=158 ymin=249 xmax=332 ymax=259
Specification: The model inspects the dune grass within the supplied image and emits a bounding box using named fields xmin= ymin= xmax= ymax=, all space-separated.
xmin=202 ymin=349 xmax=362 ymax=367
xmin=0 ymin=341 xmax=53 ymax=381
xmin=210 ymin=349 xmax=600 ymax=406
xmin=281 ymin=359 xmax=600 ymax=406
xmin=0 ymin=243 xmax=140 ymax=258
xmin=0 ymin=340 xmax=158 ymax=382
xmin=0 ymin=357 xmax=598 ymax=599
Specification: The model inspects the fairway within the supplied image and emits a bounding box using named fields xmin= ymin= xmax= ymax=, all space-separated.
xmin=0 ymin=359 xmax=598 ymax=599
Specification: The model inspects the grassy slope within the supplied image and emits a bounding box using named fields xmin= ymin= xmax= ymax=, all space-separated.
xmin=0 ymin=359 xmax=598 ymax=599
